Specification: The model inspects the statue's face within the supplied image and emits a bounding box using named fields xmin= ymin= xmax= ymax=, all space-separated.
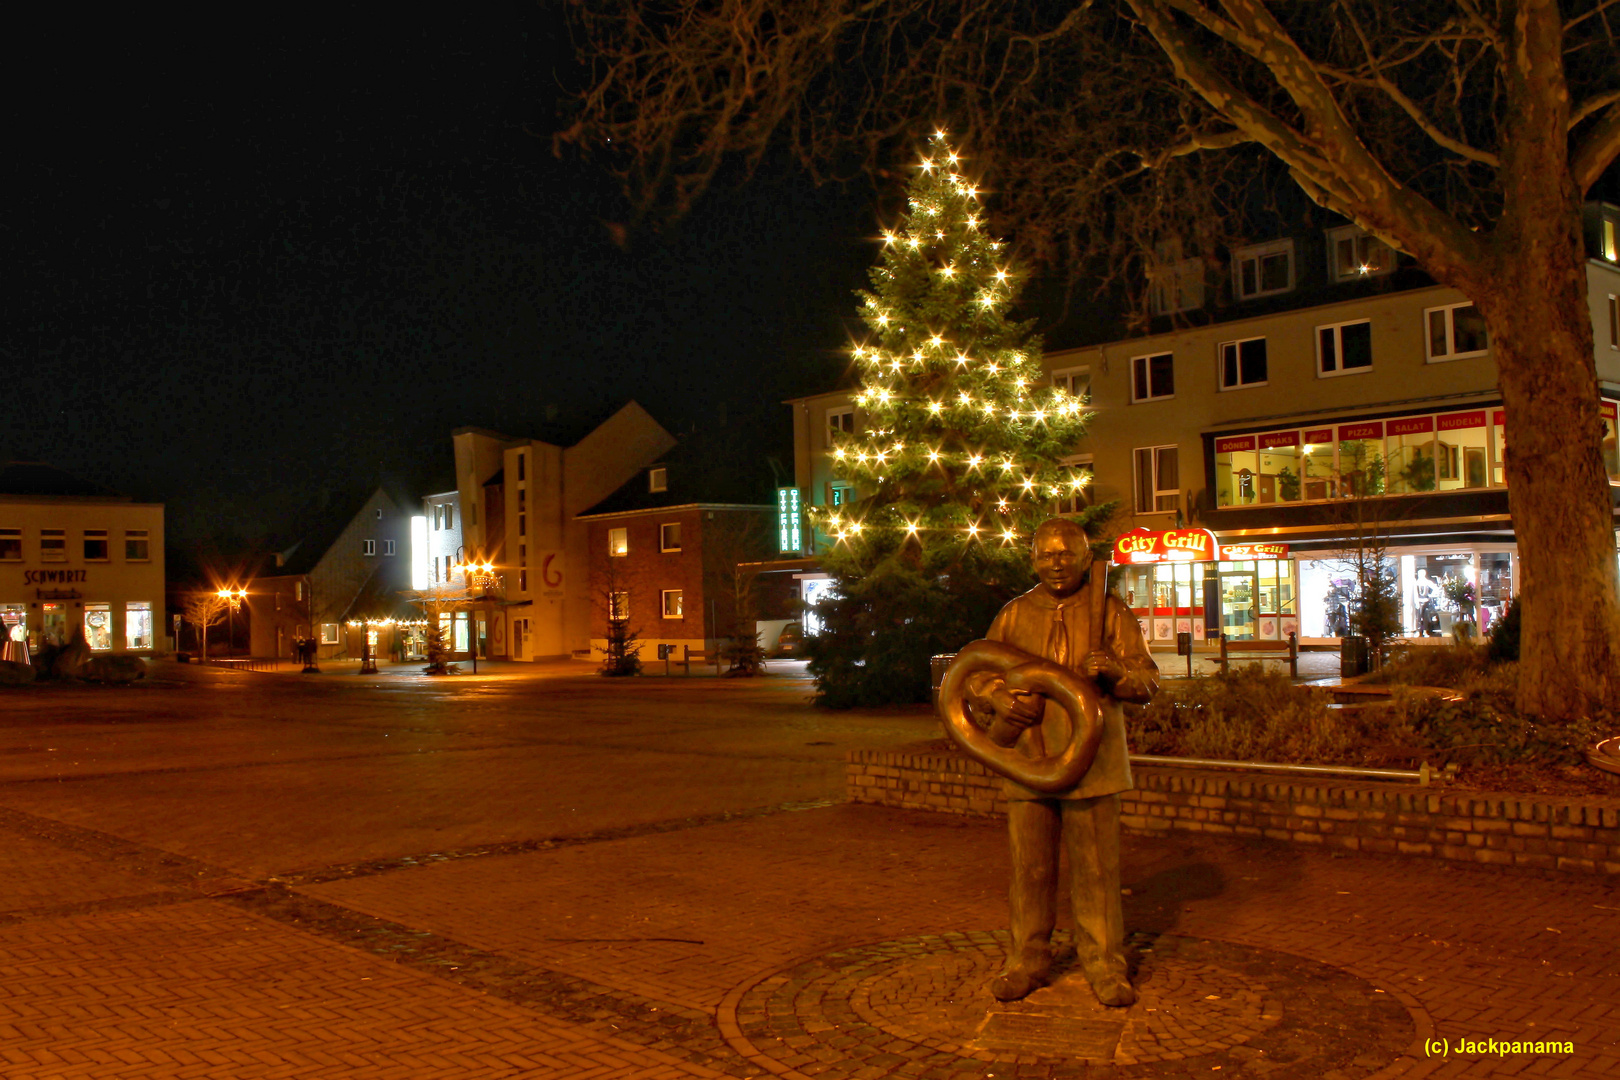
xmin=1032 ymin=528 xmax=1091 ymax=600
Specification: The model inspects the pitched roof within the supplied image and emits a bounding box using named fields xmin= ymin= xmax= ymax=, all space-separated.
xmin=577 ymin=430 xmax=777 ymax=518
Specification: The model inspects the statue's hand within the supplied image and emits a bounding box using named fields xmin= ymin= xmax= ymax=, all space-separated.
xmin=989 ymin=683 xmax=1044 ymax=730
xmin=1081 ymin=650 xmax=1125 ymax=683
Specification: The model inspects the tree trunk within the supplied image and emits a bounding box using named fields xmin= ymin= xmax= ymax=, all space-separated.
xmin=1483 ymin=254 xmax=1620 ymax=718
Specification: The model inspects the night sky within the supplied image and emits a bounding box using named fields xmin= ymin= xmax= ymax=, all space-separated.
xmin=7 ymin=6 xmax=881 ymax=551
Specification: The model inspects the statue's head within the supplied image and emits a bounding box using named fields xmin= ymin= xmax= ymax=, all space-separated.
xmin=1031 ymin=518 xmax=1092 ymax=600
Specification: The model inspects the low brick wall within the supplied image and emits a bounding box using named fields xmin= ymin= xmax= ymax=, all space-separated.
xmin=846 ymin=748 xmax=1620 ymax=875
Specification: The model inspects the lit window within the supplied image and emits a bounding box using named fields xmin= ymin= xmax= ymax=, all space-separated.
xmin=662 ymin=589 xmax=683 ymax=619
xmin=1133 ymin=446 xmax=1180 ymax=514
xmin=125 ymin=602 xmax=153 ymax=650
xmin=362 ymin=539 xmax=376 ymax=556
xmin=1317 ymin=319 xmax=1373 ymax=377
xmin=609 ymin=591 xmax=629 ymax=621
xmin=609 ymin=527 xmax=628 ymax=556
xmin=660 ymin=522 xmax=682 ymax=552
xmin=40 ymin=529 xmax=65 ymax=562
xmin=84 ymin=603 xmax=112 ymax=651
xmin=296 ymin=581 xmax=303 ymax=601
xmin=83 ymin=530 xmax=109 ymax=561
xmin=1426 ymin=303 xmax=1489 ymax=361
xmin=1131 ymin=353 xmax=1174 ymax=402
xmin=1217 ymin=337 xmax=1268 ymax=390
xmin=1233 ymin=240 xmax=1293 ymax=299
xmin=1605 ymin=217 xmax=1618 ymax=262
xmin=827 ymin=407 xmax=856 ymax=447
xmin=0 ymin=529 xmax=19 ymax=561
xmin=648 ymin=467 xmax=668 ymax=493
xmin=1327 ymin=225 xmax=1394 ymax=281
xmin=827 ymin=482 xmax=854 ymax=506
xmin=124 ymin=530 xmax=149 ymax=561
xmin=320 ymin=623 xmax=339 ymax=644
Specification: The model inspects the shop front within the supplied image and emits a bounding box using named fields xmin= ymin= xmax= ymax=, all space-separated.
xmin=1294 ymin=545 xmax=1515 ymax=643
xmin=1112 ymin=528 xmax=1296 ymax=647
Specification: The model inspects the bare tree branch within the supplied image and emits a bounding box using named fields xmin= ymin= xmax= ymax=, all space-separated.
xmin=1572 ymin=101 xmax=1620 ymax=192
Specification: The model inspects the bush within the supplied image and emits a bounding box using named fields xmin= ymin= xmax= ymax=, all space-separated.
xmin=1365 ymin=641 xmax=1490 ymax=687
xmin=1387 ymin=663 xmax=1601 ymax=768
xmin=1484 ymin=597 xmax=1521 ymax=663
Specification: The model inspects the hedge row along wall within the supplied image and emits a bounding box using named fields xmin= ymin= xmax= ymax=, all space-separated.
xmin=847 ymin=749 xmax=1620 ymax=875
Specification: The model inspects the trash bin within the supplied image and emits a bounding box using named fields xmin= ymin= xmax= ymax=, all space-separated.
xmin=1340 ymin=635 xmax=1369 ymax=677
xmin=930 ymin=653 xmax=957 ymax=712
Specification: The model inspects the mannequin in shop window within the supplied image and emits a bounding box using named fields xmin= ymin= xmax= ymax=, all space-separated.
xmin=1414 ymin=570 xmax=1443 ymax=637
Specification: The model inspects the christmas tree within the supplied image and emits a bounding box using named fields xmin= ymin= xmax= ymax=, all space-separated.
xmin=807 ymin=131 xmax=1108 ymax=707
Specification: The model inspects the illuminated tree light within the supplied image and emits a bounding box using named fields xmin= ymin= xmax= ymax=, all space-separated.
xmin=995 ymin=269 xmax=1008 ymax=282
xmin=927 ymin=400 xmax=942 ymax=414
xmin=954 ymin=354 xmax=969 ymax=367
xmin=978 ymin=295 xmax=995 ymax=308
xmin=986 ymin=363 xmax=999 ymax=374
xmin=1000 ymin=459 xmax=1015 ymax=472
xmin=908 ymin=237 xmax=921 ymax=248
xmin=927 ymin=450 xmax=941 ymax=463
xmin=981 ymin=403 xmax=995 ymax=416
xmin=876 ymin=313 xmax=890 ymax=325
xmin=966 ymin=454 xmax=983 ymax=469
xmin=833 ymin=448 xmax=846 ymax=460
xmin=965 ymin=523 xmax=981 ymax=538
xmin=939 ymin=265 xmax=955 ymax=278
xmin=928 ymin=335 xmax=944 ymax=349
xmin=1002 ymin=529 xmax=1017 ymax=543
xmin=920 ymin=158 xmax=935 ymax=172
xmin=958 ymin=392 xmax=972 ymax=405
xmin=882 ymin=232 xmax=895 ymax=246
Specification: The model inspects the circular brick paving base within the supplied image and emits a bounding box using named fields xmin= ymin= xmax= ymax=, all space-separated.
xmin=726 ymin=931 xmax=1415 ymax=1079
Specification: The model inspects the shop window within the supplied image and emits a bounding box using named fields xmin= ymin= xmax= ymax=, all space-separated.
xmin=1234 ymin=239 xmax=1293 ymax=299
xmin=609 ymin=591 xmax=629 ymax=621
xmin=1476 ymin=553 xmax=1514 ymax=635
xmin=0 ymin=529 xmax=19 ymax=562
xmin=1435 ymin=410 xmax=1492 ymax=490
xmin=1336 ymin=421 xmax=1386 ymax=496
xmin=362 ymin=539 xmax=376 ymax=556
xmin=1133 ymin=445 xmax=1179 ymax=514
xmin=1050 ymin=365 xmax=1090 ymax=402
xmin=84 ymin=604 xmax=113 ymax=651
xmin=124 ymin=530 xmax=149 ymax=561
xmin=1425 ymin=303 xmax=1489 ymax=361
xmin=608 ymin=527 xmax=628 ymax=556
xmin=1055 ymin=457 xmax=1094 ymax=514
xmin=320 ymin=623 xmax=339 ymax=645
xmin=1301 ymin=428 xmax=1337 ymax=500
xmin=1131 ymin=353 xmax=1175 ymax=403
xmin=827 ymin=408 xmax=855 ymax=447
xmin=2 ymin=604 xmax=24 ymax=647
xmin=662 ymin=589 xmax=683 ymax=618
xmin=1491 ymin=410 xmax=1507 ymax=486
xmin=1217 ymin=337 xmax=1268 ymax=390
xmin=40 ymin=529 xmax=66 ymax=562
xmin=648 ymin=467 xmax=667 ymax=493
xmin=660 ymin=522 xmax=682 ymax=552
xmin=125 ymin=602 xmax=153 ymax=650
xmin=1386 ymin=416 xmax=1437 ymax=494
xmin=82 ymin=530 xmax=109 ymax=561
xmin=1327 ymin=225 xmax=1394 ymax=281
xmin=1317 ymin=320 xmax=1373 ymax=377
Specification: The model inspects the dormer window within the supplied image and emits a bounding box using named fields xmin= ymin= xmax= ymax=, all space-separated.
xmin=648 ymin=467 xmax=668 ymax=493
xmin=1233 ymin=239 xmax=1294 ymax=299
xmin=1327 ymin=225 xmax=1395 ymax=281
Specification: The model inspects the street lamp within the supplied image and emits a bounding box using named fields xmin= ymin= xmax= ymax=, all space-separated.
xmin=217 ymin=586 xmax=247 ymax=660
xmin=452 ymin=551 xmax=501 ymax=675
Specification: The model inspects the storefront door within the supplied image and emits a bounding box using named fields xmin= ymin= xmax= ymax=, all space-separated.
xmin=41 ymin=603 xmax=66 ymax=647
xmin=1219 ymin=571 xmax=1258 ymax=640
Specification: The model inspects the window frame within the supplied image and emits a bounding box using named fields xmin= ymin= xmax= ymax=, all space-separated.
xmin=659 ymin=522 xmax=682 ymax=553
xmin=1056 ymin=454 xmax=1094 ymax=514
xmin=362 ymin=539 xmax=376 ymax=556
xmin=39 ymin=529 xmax=66 ymax=562
xmin=826 ymin=407 xmax=856 ymax=447
xmin=661 ymin=589 xmax=683 ymax=619
xmin=124 ymin=530 xmax=150 ymax=562
xmin=320 ymin=623 xmax=340 ymax=645
xmin=1424 ymin=302 xmax=1490 ymax=362
xmin=1130 ymin=352 xmax=1175 ymax=403
xmin=1149 ymin=257 xmax=1203 ymax=315
xmin=608 ymin=527 xmax=629 ymax=557
xmin=382 ymin=539 xmax=396 ymax=556
xmin=1233 ymin=239 xmax=1294 ymax=300
xmin=1326 ymin=225 xmax=1395 ymax=282
xmin=83 ymin=530 xmax=109 ymax=562
xmin=1133 ymin=445 xmax=1180 ymax=516
xmin=1316 ymin=318 xmax=1375 ymax=378
xmin=648 ymin=466 xmax=668 ymax=493
xmin=1608 ymin=294 xmax=1618 ymax=350
xmin=1217 ymin=336 xmax=1269 ymax=391
xmin=1049 ymin=365 xmax=1090 ymax=402
xmin=609 ymin=591 xmax=629 ymax=621
xmin=0 ymin=528 xmax=20 ymax=562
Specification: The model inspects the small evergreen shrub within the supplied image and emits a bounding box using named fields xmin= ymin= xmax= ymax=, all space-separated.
xmin=1484 ymin=598 xmax=1521 ymax=663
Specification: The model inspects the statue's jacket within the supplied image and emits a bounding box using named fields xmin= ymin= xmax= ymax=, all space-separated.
xmin=975 ymin=571 xmax=1159 ymax=801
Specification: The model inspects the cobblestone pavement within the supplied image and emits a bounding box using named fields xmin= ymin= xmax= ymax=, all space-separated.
xmin=0 ymin=662 xmax=1612 ymax=1078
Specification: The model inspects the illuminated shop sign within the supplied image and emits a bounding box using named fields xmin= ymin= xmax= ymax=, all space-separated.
xmin=776 ymin=487 xmax=802 ymax=553
xmin=1113 ymin=528 xmax=1288 ymax=564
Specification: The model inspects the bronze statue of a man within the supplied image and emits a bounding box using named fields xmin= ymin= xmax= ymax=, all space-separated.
xmin=946 ymin=518 xmax=1158 ymax=1007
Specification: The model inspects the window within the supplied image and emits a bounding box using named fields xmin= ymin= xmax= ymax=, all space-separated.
xmin=517 ymin=452 xmax=527 ymax=482
xmin=1214 ymin=432 xmax=1302 ymax=507
xmin=1050 ymin=365 xmax=1090 ymax=402
xmin=662 ymin=589 xmax=683 ymax=619
xmin=518 ymin=513 xmax=526 ymax=537
xmin=124 ymin=530 xmax=149 ymax=561
xmin=519 ymin=570 xmax=528 ymax=591
xmin=469 ymin=503 xmax=478 ymax=526
xmin=648 ymin=467 xmax=668 ymax=493
xmin=82 ymin=530 xmax=109 ymax=561
xmin=1056 ymin=457 xmax=1094 ymax=514
xmin=1234 ymin=240 xmax=1293 ymax=299
xmin=609 ymin=591 xmax=629 ymax=621
xmin=1133 ymin=446 xmax=1180 ymax=514
xmin=0 ymin=529 xmax=19 ymax=561
xmin=296 ymin=581 xmax=303 ymax=601
xmin=827 ymin=481 xmax=854 ymax=507
xmin=382 ymin=539 xmax=395 ymax=556
xmin=125 ymin=602 xmax=153 ymax=650
xmin=375 ymin=508 xmax=383 ymax=519
xmin=608 ymin=527 xmax=628 ymax=556
xmin=1149 ymin=257 xmax=1203 ymax=315
xmin=1327 ymin=225 xmax=1394 ymax=281
xmin=40 ymin=529 xmax=65 ymax=561
xmin=84 ymin=604 xmax=112 ymax=651
xmin=445 ymin=506 xmax=455 ymax=529
xmin=1608 ymin=295 xmax=1618 ymax=349
xmin=320 ymin=623 xmax=339 ymax=644
xmin=518 ymin=488 xmax=527 ymax=510
xmin=660 ymin=522 xmax=682 ymax=552
xmin=433 ymin=506 xmax=441 ymax=530
xmin=1218 ymin=337 xmax=1268 ymax=390
xmin=1317 ymin=319 xmax=1373 ymax=377
xmin=1131 ymin=353 xmax=1174 ymax=402
xmin=362 ymin=539 xmax=376 ymax=556
xmin=1426 ymin=303 xmax=1489 ymax=361
xmin=827 ymin=408 xmax=855 ymax=446
xmin=1605 ymin=217 xmax=1618 ymax=262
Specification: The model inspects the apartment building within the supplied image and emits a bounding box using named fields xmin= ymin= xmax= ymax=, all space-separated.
xmin=788 ymin=202 xmax=1620 ymax=649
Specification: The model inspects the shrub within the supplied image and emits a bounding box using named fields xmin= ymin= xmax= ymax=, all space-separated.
xmin=1387 ymin=665 xmax=1602 ymax=768
xmin=1365 ymin=642 xmax=1490 ymax=688
xmin=1125 ymin=666 xmax=1362 ymax=765
xmin=1484 ymin=598 xmax=1521 ymax=663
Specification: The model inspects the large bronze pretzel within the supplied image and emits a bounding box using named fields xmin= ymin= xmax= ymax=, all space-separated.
xmin=937 ymin=639 xmax=1104 ymax=794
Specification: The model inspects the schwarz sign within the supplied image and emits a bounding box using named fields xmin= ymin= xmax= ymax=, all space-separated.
xmin=23 ymin=569 xmax=87 ymax=585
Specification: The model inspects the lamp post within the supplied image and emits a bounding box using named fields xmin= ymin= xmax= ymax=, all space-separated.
xmin=217 ymin=586 xmax=247 ymax=660
xmin=452 ymin=551 xmax=500 ymax=675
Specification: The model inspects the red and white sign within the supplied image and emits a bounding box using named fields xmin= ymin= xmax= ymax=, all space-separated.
xmin=1387 ymin=415 xmax=1434 ymax=437
xmin=1219 ymin=543 xmax=1290 ymax=560
xmin=1339 ymin=421 xmax=1384 ymax=441
xmin=1303 ymin=428 xmax=1334 ymax=445
xmin=1437 ymin=410 xmax=1487 ymax=431
xmin=1112 ymin=527 xmax=1220 ymax=564
xmin=1258 ymin=431 xmax=1300 ymax=450
xmin=1214 ymin=435 xmax=1256 ymax=454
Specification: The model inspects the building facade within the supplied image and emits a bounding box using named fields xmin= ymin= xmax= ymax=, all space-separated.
xmin=788 ymin=203 xmax=1620 ymax=649
xmin=0 ymin=464 xmax=165 ymax=655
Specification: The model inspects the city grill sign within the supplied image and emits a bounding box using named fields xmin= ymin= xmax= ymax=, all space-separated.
xmin=23 ymin=569 xmax=88 ymax=585
xmin=1112 ymin=529 xmax=1290 ymax=564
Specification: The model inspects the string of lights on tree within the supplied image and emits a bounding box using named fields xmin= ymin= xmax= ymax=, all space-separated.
xmin=816 ymin=130 xmax=1092 ymax=549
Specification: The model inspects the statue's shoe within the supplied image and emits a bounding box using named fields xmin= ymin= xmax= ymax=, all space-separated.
xmin=1080 ymin=955 xmax=1137 ymax=1008
xmin=990 ymin=967 xmax=1050 ymax=1002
